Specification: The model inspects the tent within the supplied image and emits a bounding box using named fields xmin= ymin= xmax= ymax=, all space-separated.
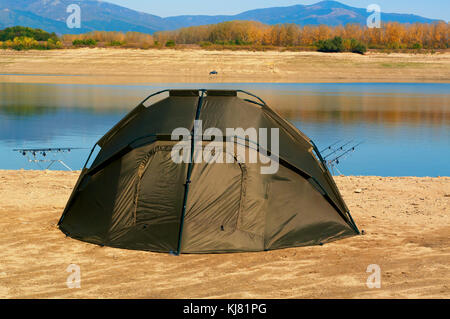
xmin=58 ymin=89 xmax=359 ymax=254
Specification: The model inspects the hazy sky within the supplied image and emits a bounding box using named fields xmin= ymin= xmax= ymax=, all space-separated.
xmin=105 ymin=0 xmax=449 ymax=21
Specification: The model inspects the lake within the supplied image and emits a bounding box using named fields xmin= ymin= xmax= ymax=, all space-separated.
xmin=0 ymin=82 xmax=449 ymax=176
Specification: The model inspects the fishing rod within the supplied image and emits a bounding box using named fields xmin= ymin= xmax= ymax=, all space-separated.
xmin=327 ymin=142 xmax=364 ymax=166
xmin=13 ymin=147 xmax=88 ymax=171
xmin=320 ymin=140 xmax=342 ymax=153
xmin=323 ymin=140 xmax=354 ymax=160
xmin=13 ymin=147 xmax=87 ymax=154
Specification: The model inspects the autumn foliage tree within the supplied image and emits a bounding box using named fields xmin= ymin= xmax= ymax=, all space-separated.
xmin=154 ymin=20 xmax=449 ymax=50
xmin=25 ymin=20 xmax=446 ymax=51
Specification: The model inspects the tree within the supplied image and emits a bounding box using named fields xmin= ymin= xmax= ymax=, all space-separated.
xmin=316 ymin=36 xmax=344 ymax=52
xmin=0 ymin=26 xmax=58 ymax=42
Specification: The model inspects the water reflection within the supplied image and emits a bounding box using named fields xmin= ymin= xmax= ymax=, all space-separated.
xmin=0 ymin=82 xmax=449 ymax=176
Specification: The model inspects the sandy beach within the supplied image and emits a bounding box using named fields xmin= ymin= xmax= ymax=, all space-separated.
xmin=0 ymin=49 xmax=449 ymax=84
xmin=0 ymin=170 xmax=448 ymax=299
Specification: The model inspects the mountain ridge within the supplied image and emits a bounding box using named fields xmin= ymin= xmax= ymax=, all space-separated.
xmin=0 ymin=0 xmax=443 ymax=34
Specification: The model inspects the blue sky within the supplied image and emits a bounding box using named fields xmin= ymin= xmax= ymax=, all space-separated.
xmin=106 ymin=0 xmax=449 ymax=21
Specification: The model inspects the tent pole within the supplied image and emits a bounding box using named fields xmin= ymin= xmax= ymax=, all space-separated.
xmin=347 ymin=211 xmax=361 ymax=235
xmin=236 ymin=89 xmax=268 ymax=106
xmin=175 ymin=90 xmax=206 ymax=255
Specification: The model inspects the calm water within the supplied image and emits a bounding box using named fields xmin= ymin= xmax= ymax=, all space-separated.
xmin=0 ymin=82 xmax=449 ymax=176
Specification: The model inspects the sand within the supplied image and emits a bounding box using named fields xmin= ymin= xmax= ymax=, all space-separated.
xmin=0 ymin=48 xmax=449 ymax=84
xmin=0 ymin=170 xmax=448 ymax=299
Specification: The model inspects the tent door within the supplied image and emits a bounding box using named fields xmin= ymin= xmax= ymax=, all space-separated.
xmin=133 ymin=145 xmax=187 ymax=252
xmin=180 ymin=151 xmax=246 ymax=252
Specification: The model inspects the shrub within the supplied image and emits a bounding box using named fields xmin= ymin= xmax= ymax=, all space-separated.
xmin=108 ymin=40 xmax=124 ymax=47
xmin=45 ymin=38 xmax=63 ymax=49
xmin=72 ymin=38 xmax=98 ymax=47
xmin=165 ymin=40 xmax=176 ymax=47
xmin=65 ymin=31 xmax=154 ymax=49
xmin=315 ymin=37 xmax=367 ymax=54
xmin=411 ymin=43 xmax=422 ymax=50
xmin=233 ymin=39 xmax=252 ymax=45
xmin=350 ymin=39 xmax=367 ymax=54
xmin=316 ymin=36 xmax=344 ymax=53
xmin=199 ymin=41 xmax=212 ymax=47
xmin=10 ymin=37 xmax=39 ymax=50
xmin=0 ymin=36 xmax=63 ymax=50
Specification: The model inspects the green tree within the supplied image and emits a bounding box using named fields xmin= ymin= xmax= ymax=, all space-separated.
xmin=350 ymin=39 xmax=367 ymax=54
xmin=165 ymin=40 xmax=176 ymax=47
xmin=0 ymin=26 xmax=58 ymax=41
xmin=316 ymin=36 xmax=344 ymax=52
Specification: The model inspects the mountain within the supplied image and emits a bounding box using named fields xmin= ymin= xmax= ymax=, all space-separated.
xmin=0 ymin=0 xmax=443 ymax=34
xmin=166 ymin=1 xmax=441 ymax=29
xmin=0 ymin=0 xmax=167 ymax=34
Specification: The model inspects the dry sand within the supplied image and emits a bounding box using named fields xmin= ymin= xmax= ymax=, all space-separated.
xmin=0 ymin=170 xmax=448 ymax=299
xmin=0 ymin=48 xmax=449 ymax=84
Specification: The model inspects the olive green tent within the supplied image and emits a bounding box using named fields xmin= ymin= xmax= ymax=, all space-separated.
xmin=58 ymin=89 xmax=359 ymax=254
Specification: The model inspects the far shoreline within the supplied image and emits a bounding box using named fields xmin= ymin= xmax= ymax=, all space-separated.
xmin=0 ymin=48 xmax=449 ymax=85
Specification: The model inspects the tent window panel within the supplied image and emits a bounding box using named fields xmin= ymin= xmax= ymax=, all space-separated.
xmin=134 ymin=148 xmax=186 ymax=227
